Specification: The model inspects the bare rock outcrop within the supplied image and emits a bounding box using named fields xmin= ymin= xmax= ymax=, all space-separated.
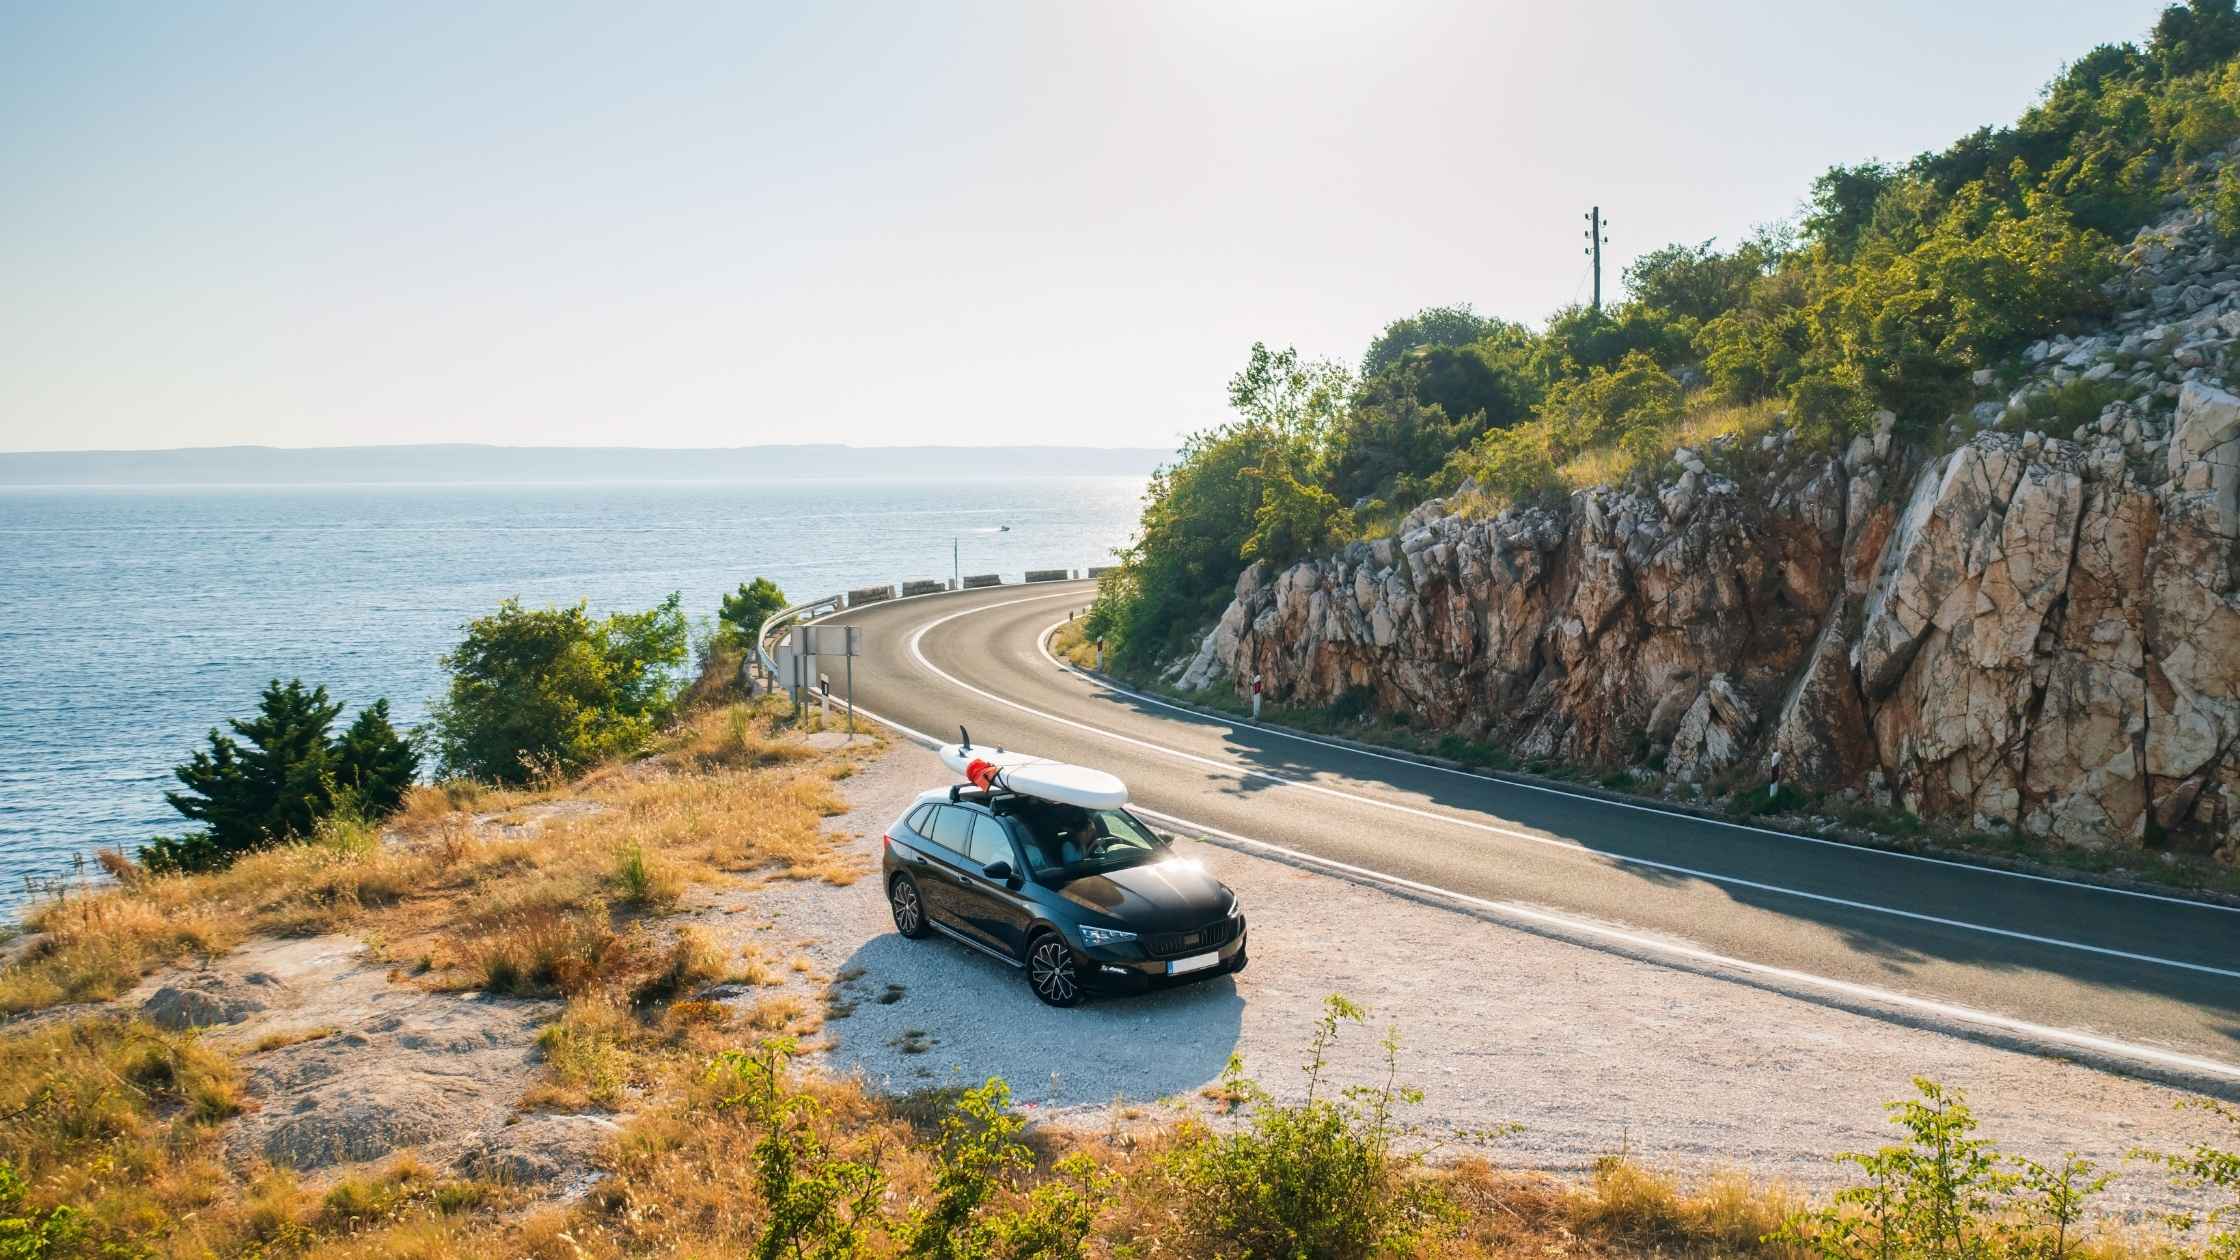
xmin=126 ymin=936 xmax=589 ymax=1182
xmin=1183 ymin=199 xmax=2240 ymax=857
xmin=1195 ymin=392 xmax=2240 ymax=858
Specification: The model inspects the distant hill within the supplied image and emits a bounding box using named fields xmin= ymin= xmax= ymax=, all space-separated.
xmin=0 ymin=443 xmax=1174 ymax=485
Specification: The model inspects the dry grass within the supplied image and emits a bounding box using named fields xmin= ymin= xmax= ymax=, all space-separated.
xmin=1 ymin=695 xmax=2203 ymax=1260
xmin=250 ymin=1024 xmax=339 ymax=1053
xmin=1553 ymin=397 xmax=1788 ymax=493
xmin=2 ymin=1012 xmax=2183 ymax=1260
xmin=1049 ymin=616 xmax=1100 ymax=669
xmin=1456 ymin=397 xmax=1790 ymax=517
xmin=0 ymin=698 xmax=859 ymax=1019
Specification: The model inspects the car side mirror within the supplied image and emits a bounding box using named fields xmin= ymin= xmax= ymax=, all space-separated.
xmin=981 ymin=859 xmax=1017 ymax=884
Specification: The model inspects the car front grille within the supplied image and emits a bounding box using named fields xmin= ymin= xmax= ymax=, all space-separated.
xmin=1142 ymin=915 xmax=1242 ymax=958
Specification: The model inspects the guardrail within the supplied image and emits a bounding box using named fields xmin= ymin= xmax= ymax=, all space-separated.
xmin=751 ymin=569 xmax=1104 ymax=690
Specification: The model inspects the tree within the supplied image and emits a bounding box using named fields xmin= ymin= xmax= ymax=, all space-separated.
xmin=2152 ymin=0 xmax=2240 ymax=77
xmin=1084 ymin=345 xmax=1353 ymax=670
xmin=1803 ymin=162 xmax=1898 ymax=260
xmin=1360 ymin=305 xmax=1500 ymax=378
xmin=1326 ymin=341 xmax=1535 ymax=507
xmin=1538 ymin=350 xmax=1684 ymax=462
xmin=1242 ymin=458 xmax=1357 ymax=567
xmin=144 ymin=679 xmax=418 ymax=874
xmin=333 ymin=700 xmax=418 ymax=818
xmin=1623 ymin=235 xmax=1780 ymax=326
xmin=432 ymin=594 xmax=689 ymax=784
xmin=718 ymin=577 xmax=788 ymax=645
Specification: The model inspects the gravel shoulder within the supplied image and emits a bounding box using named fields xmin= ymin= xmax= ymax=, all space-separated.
xmin=706 ymin=737 xmax=2231 ymax=1222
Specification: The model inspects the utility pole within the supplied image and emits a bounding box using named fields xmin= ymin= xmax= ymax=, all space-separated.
xmin=1583 ymin=206 xmax=1608 ymax=313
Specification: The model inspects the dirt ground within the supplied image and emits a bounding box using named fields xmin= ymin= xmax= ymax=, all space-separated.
xmin=72 ymin=733 xmax=2231 ymax=1223
xmin=696 ymin=738 xmax=2233 ymax=1224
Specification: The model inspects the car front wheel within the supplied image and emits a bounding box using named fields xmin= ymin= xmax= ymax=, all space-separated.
xmin=1026 ymin=933 xmax=1082 ymax=1007
xmin=889 ymin=874 xmax=929 ymax=939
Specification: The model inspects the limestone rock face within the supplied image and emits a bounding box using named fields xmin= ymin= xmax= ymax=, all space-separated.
xmin=1204 ymin=421 xmax=2240 ymax=858
xmin=1668 ymin=675 xmax=1760 ymax=783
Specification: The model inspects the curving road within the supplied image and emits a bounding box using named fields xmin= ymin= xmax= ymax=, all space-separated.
xmin=815 ymin=580 xmax=2240 ymax=1084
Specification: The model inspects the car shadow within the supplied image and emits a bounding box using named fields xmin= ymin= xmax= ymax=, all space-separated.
xmin=821 ymin=929 xmax=1245 ymax=1111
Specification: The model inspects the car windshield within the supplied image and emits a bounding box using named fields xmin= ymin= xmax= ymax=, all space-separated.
xmin=1006 ymin=799 xmax=1165 ymax=879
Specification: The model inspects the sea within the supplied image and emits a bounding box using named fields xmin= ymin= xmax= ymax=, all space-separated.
xmin=0 ymin=477 xmax=1148 ymax=915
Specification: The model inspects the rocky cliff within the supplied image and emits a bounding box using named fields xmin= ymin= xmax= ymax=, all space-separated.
xmin=1174 ymin=209 xmax=2240 ymax=861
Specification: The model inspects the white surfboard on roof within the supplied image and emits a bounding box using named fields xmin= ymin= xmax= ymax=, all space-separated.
xmin=937 ymin=729 xmax=1129 ymax=810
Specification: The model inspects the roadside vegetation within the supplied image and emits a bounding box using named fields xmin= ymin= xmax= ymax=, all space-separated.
xmin=1085 ymin=2 xmax=2240 ymax=672
xmin=3 ymin=967 xmax=2233 ymax=1257
xmin=432 ymin=593 xmax=691 ymax=785
xmin=142 ymin=678 xmax=418 ymax=875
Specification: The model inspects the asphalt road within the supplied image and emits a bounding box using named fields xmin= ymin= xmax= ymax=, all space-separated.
xmin=816 ymin=580 xmax=2240 ymax=1081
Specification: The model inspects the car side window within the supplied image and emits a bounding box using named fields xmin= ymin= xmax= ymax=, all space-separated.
xmin=968 ymin=813 xmax=1012 ymax=869
xmin=929 ymin=805 xmax=975 ymax=857
xmin=905 ymin=803 xmax=935 ymax=836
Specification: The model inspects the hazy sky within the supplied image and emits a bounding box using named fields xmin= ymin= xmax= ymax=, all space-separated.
xmin=0 ymin=1 xmax=2171 ymax=453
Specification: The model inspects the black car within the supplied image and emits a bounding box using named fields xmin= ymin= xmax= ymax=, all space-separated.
xmin=881 ymin=785 xmax=1247 ymax=1006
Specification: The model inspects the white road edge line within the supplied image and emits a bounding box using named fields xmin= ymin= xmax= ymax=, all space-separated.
xmin=836 ymin=581 xmax=2238 ymax=917
xmin=836 ymin=693 xmax=2240 ymax=1085
xmin=869 ymin=595 xmax=2238 ymax=980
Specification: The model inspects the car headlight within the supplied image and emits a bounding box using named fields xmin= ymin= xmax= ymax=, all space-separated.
xmin=1225 ymin=893 xmax=1241 ymax=917
xmin=1078 ymin=925 xmax=1137 ymax=947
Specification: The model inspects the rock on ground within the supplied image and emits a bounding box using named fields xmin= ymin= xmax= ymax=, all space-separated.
xmin=126 ymin=936 xmax=588 ymax=1187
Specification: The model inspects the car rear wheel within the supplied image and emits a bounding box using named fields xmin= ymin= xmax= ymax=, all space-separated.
xmin=1027 ymin=933 xmax=1082 ymax=1007
xmin=889 ymin=874 xmax=929 ymax=939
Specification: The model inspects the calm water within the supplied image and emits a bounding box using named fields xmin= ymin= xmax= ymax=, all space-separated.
xmin=0 ymin=478 xmax=1146 ymax=913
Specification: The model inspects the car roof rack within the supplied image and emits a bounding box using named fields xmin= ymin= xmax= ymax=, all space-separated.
xmin=947 ymin=785 xmax=1029 ymax=814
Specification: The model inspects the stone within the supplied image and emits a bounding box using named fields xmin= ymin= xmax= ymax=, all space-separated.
xmin=2170 ymin=380 xmax=2240 ymax=536
xmin=143 ymin=979 xmax=275 ymax=1029
xmin=1668 ymin=674 xmax=1759 ymax=782
xmin=459 ymin=1114 xmax=619 ymax=1192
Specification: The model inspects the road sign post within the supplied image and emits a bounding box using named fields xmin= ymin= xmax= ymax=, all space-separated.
xmin=796 ymin=625 xmax=862 ymax=736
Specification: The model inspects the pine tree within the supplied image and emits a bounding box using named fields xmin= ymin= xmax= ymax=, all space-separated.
xmin=144 ymin=679 xmax=418 ymax=873
xmin=333 ymin=699 xmax=419 ymax=817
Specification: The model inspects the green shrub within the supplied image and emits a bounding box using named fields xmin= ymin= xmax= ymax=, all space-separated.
xmin=1811 ymin=191 xmax=2115 ymax=420
xmin=144 ymin=679 xmax=418 ymax=874
xmin=1160 ymin=995 xmax=1460 ymax=1260
xmin=2010 ymin=377 xmax=2126 ymax=439
xmin=432 ymin=594 xmax=688 ymax=784
xmin=0 ymin=1160 xmax=79 ymax=1259
xmin=1781 ymin=1078 xmax=2107 ymax=1260
xmin=1457 ymin=418 xmax=1565 ymax=509
xmin=719 ymin=577 xmax=789 ymax=647
xmin=2135 ymin=1098 xmax=2240 ymax=1260
xmin=900 ymin=1078 xmax=1035 ymax=1259
xmin=707 ymin=1039 xmax=886 ymax=1260
xmin=1539 ymin=351 xmax=1684 ymax=463
xmin=1243 ymin=459 xmax=1358 ymax=567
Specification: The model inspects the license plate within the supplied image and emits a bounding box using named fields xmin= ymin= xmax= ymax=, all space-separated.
xmin=1167 ymin=951 xmax=1219 ymax=975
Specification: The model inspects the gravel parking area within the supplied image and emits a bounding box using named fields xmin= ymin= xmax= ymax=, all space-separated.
xmin=694 ymin=739 xmax=2229 ymax=1218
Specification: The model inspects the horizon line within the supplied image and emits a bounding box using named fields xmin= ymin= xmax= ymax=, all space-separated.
xmin=0 ymin=440 xmax=1178 ymax=457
